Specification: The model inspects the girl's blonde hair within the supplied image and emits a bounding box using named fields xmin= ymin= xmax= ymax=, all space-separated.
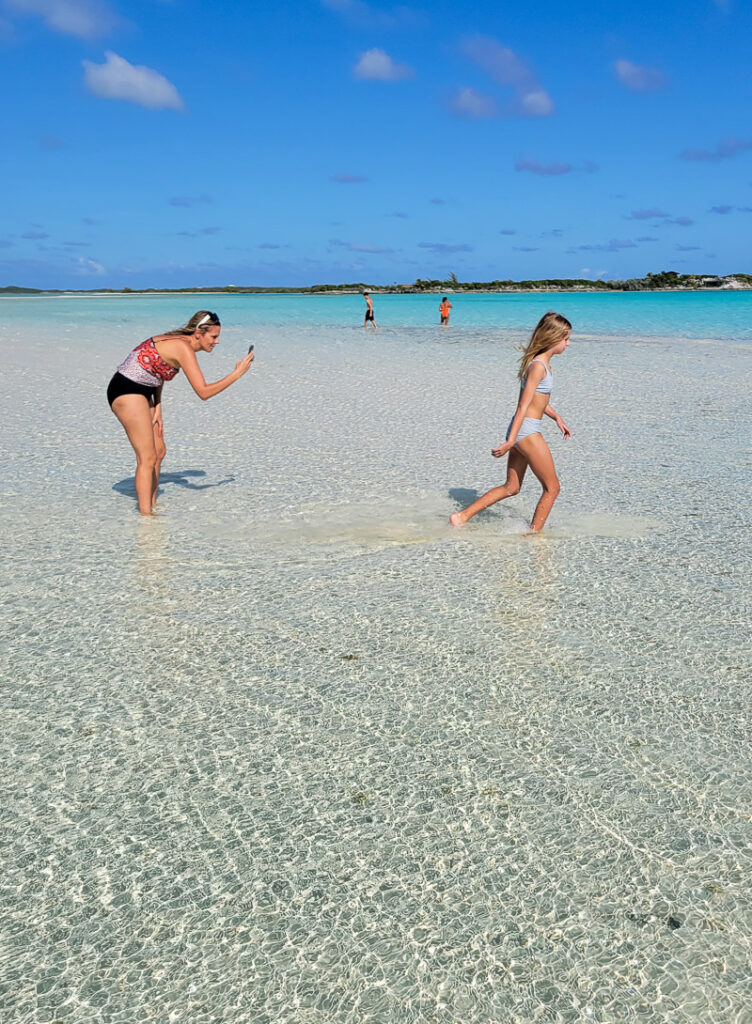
xmin=167 ymin=310 xmax=221 ymax=336
xmin=518 ymin=311 xmax=572 ymax=379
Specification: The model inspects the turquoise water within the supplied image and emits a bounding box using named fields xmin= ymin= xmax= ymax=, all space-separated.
xmin=3 ymin=288 xmax=752 ymax=340
xmin=1 ymin=296 xmax=751 ymax=1023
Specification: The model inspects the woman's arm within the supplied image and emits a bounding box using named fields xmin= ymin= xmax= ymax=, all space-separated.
xmin=491 ymin=364 xmax=545 ymax=457
xmin=544 ymin=404 xmax=571 ymax=439
xmin=152 ymin=384 xmax=164 ymax=435
xmin=172 ymin=343 xmax=254 ymax=401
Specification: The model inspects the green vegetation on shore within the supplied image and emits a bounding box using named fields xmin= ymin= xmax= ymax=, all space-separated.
xmin=2 ymin=270 xmax=751 ymax=297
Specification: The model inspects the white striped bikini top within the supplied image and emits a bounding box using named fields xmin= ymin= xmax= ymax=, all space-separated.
xmin=521 ymin=358 xmax=553 ymax=395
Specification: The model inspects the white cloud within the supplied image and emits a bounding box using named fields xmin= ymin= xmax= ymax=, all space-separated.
xmin=74 ymin=257 xmax=105 ymax=274
xmin=6 ymin=0 xmax=117 ymax=38
xmin=330 ymin=173 xmax=367 ymax=183
xmin=628 ymin=208 xmax=669 ymax=220
xmin=418 ymin=242 xmax=473 ymax=254
xmin=353 ymin=48 xmax=414 ymax=81
xmin=451 ymin=87 xmax=499 ymax=119
xmin=331 ymin=239 xmax=395 ymax=253
xmin=462 ymin=35 xmax=531 ymax=87
xmin=584 ymin=269 xmax=609 ymax=278
xmin=519 ymin=88 xmax=554 ymax=116
xmin=83 ymin=52 xmax=184 ymax=110
xmin=614 ymin=60 xmax=667 ymax=92
xmin=515 ymin=157 xmax=572 ymax=176
xmin=680 ymin=137 xmax=752 ymax=162
xmin=572 ymin=239 xmax=637 ymax=252
xmin=320 ymin=0 xmax=420 ymax=29
xmin=461 ymin=34 xmax=554 ymax=117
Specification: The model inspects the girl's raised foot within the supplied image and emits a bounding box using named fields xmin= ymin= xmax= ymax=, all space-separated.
xmin=449 ymin=512 xmax=465 ymax=527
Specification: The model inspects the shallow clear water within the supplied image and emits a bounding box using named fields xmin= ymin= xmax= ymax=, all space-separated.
xmin=1 ymin=297 xmax=751 ymax=1023
xmin=3 ymin=288 xmax=752 ymax=341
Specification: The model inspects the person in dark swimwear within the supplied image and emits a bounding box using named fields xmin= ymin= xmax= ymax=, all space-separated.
xmin=439 ymin=297 xmax=452 ymax=326
xmin=363 ymin=292 xmax=377 ymax=329
xmin=107 ymin=310 xmax=254 ymax=515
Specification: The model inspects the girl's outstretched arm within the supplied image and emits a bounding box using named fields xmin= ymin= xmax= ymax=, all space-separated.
xmin=173 ymin=343 xmax=254 ymax=401
xmin=544 ymin=404 xmax=571 ymax=439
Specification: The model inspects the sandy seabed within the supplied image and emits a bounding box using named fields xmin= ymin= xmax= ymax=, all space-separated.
xmin=1 ymin=313 xmax=751 ymax=1023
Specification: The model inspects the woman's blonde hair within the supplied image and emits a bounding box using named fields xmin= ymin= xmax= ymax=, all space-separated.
xmin=518 ymin=311 xmax=571 ymax=379
xmin=167 ymin=310 xmax=221 ymax=336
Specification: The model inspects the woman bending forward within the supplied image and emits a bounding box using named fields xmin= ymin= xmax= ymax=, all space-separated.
xmin=107 ymin=310 xmax=254 ymax=515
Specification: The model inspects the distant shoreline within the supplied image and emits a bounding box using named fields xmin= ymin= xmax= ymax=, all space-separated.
xmin=3 ymin=288 xmax=752 ymax=298
xmin=1 ymin=272 xmax=751 ymax=297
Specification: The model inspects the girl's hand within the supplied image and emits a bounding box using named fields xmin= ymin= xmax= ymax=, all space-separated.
xmin=152 ymin=407 xmax=163 ymax=437
xmin=235 ymin=350 xmax=255 ymax=377
xmin=492 ymin=441 xmax=512 ymax=459
xmin=558 ymin=419 xmax=571 ymax=440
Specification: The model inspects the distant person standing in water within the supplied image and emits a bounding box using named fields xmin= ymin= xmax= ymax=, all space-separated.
xmin=107 ymin=311 xmax=254 ymax=516
xmin=439 ymin=296 xmax=452 ymax=326
xmin=364 ymin=292 xmax=377 ymax=329
xmin=450 ymin=311 xmax=572 ymax=533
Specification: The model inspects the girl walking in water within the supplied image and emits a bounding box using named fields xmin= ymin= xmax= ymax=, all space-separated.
xmin=450 ymin=311 xmax=572 ymax=533
xmin=107 ymin=310 xmax=254 ymax=515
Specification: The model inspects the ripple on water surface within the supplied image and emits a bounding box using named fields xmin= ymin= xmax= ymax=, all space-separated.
xmin=1 ymin=312 xmax=751 ymax=1023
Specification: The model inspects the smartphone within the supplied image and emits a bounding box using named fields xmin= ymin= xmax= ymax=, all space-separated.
xmin=247 ymin=344 xmax=254 ymax=354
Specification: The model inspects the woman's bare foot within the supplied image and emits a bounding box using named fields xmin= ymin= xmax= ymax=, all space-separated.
xmin=449 ymin=511 xmax=465 ymax=526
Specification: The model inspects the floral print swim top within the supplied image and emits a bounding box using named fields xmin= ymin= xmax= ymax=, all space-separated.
xmin=116 ymin=338 xmax=180 ymax=387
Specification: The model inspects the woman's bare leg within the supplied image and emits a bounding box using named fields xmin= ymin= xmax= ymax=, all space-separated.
xmin=516 ymin=434 xmax=560 ymax=532
xmin=111 ymin=395 xmax=159 ymax=515
xmin=450 ymin=449 xmax=528 ymax=525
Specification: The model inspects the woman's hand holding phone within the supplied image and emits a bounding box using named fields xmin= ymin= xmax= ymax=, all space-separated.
xmin=235 ymin=346 xmax=255 ymax=377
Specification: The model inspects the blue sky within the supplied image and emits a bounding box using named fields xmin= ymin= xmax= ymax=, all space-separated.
xmin=1 ymin=0 xmax=751 ymax=288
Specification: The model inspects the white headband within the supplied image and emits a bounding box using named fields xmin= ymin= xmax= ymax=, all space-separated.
xmin=196 ymin=314 xmax=211 ymax=327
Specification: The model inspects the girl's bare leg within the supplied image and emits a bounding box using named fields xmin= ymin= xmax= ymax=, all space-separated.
xmin=111 ymin=395 xmax=159 ymax=515
xmin=516 ymin=434 xmax=560 ymax=532
xmin=450 ymin=449 xmax=528 ymax=525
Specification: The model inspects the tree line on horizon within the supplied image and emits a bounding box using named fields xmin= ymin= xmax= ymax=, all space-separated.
xmin=1 ymin=270 xmax=750 ymax=296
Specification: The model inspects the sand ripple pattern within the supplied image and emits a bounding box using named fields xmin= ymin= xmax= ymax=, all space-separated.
xmin=1 ymin=309 xmax=751 ymax=1023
